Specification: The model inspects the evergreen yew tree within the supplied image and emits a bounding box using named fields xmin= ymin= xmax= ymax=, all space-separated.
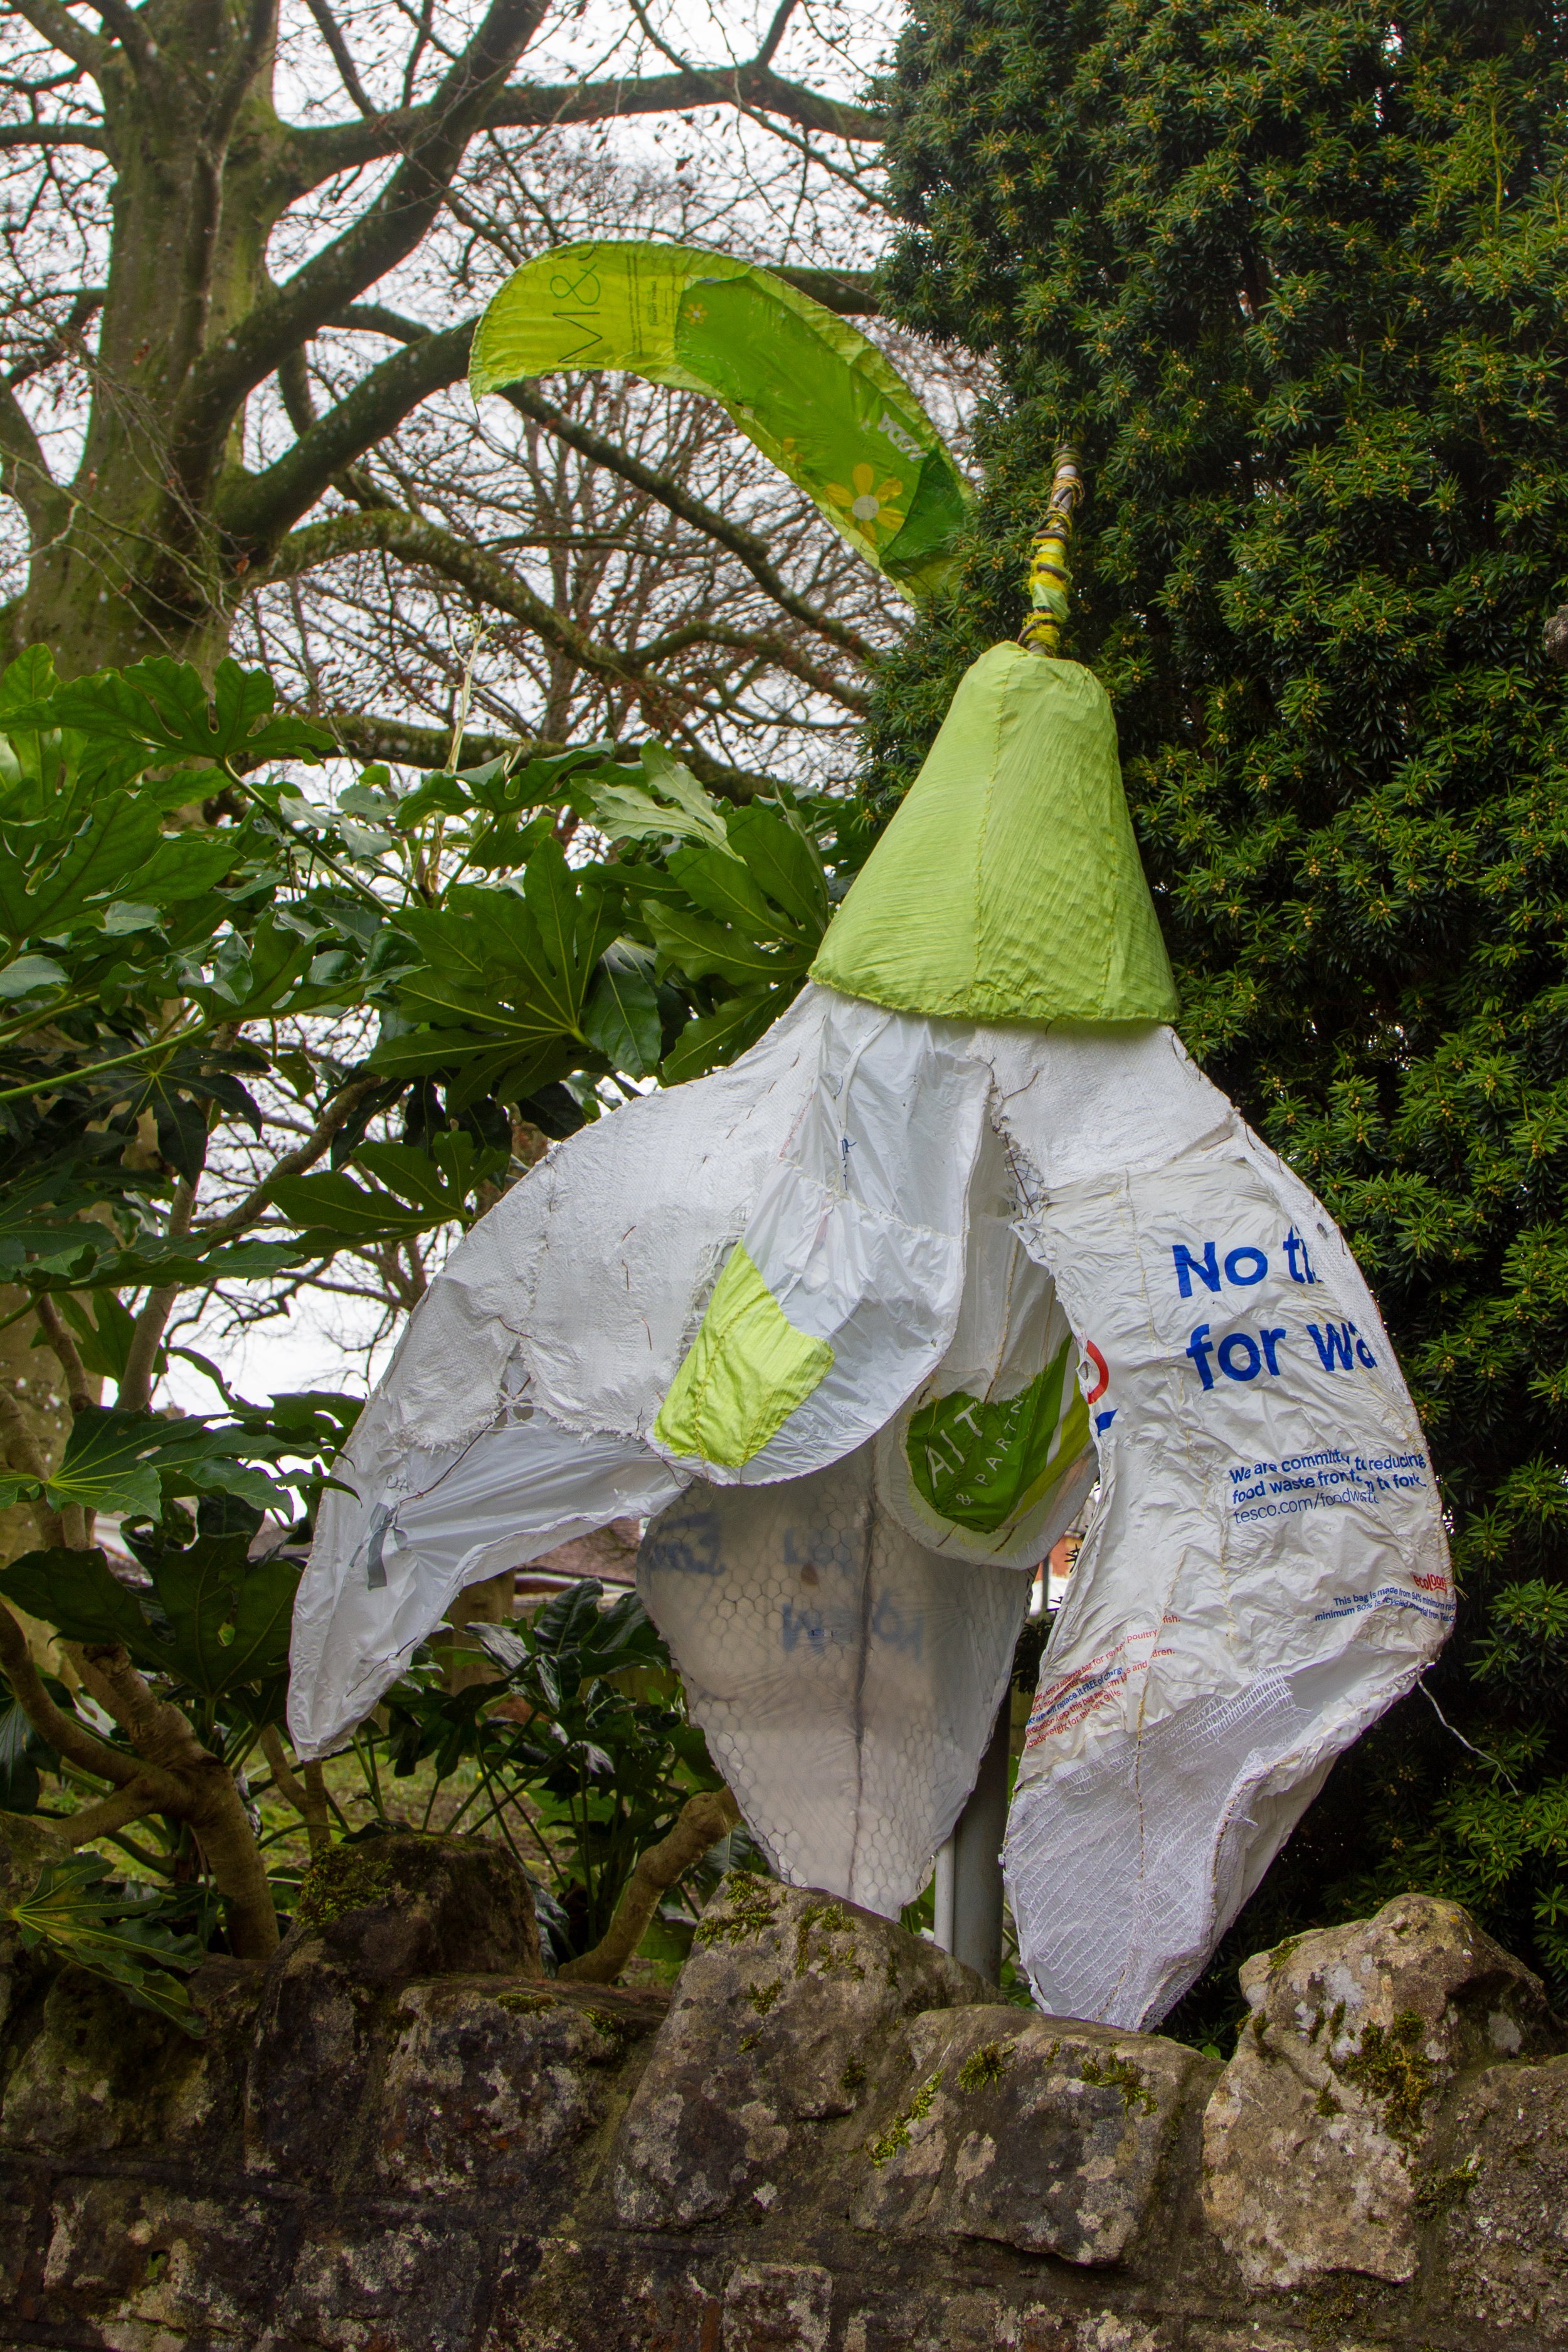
xmin=876 ymin=0 xmax=1568 ymax=2026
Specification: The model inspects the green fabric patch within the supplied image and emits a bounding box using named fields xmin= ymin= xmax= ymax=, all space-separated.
xmin=470 ymin=241 xmax=970 ymax=598
xmin=654 ymin=1244 xmax=835 ymax=1470
xmin=810 ymin=642 xmax=1179 ymax=1025
xmin=906 ymin=1336 xmax=1091 ymax=1534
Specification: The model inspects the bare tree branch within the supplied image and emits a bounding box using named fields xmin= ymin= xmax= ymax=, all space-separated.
xmin=78 ymin=0 xmax=156 ymax=82
xmin=496 ymin=381 xmax=880 ymax=667
xmin=266 ymin=504 xmax=869 ymax=710
xmin=0 ymin=122 xmax=109 ymax=151
xmin=6 ymin=288 xmax=104 ymax=388
xmin=0 ymin=1604 xmax=147 ymax=1793
xmin=7 ymin=0 xmax=105 ymax=80
xmin=321 ymin=707 xmax=781 ymax=803
xmin=119 ymin=1179 xmax=193 ymax=1413
xmin=0 ymin=1384 xmax=66 ymax=1550
xmin=558 ymin=1787 xmax=740 ymax=1983
xmin=755 ymin=0 xmax=799 ymax=68
xmin=220 ymin=324 xmax=473 ymax=551
xmin=626 ymin=1 xmax=881 ymax=201
xmin=194 ymin=1072 xmax=386 ymax=1248
xmin=231 ymin=305 xmax=878 ymax=662
xmin=33 ymin=1295 xmax=93 ymax=1417
xmin=299 ymin=0 xmax=377 ymax=122
xmin=260 ymin=1724 xmax=330 ymax=1856
xmin=169 ymin=0 xmax=547 ymax=504
xmin=60 ymin=1777 xmax=169 ymax=1847
xmin=0 ymin=378 xmax=68 ymax=543
xmin=210 ymin=0 xmax=279 ymax=135
xmin=287 ymin=60 xmax=886 ymax=184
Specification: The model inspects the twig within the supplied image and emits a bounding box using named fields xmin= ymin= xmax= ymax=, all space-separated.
xmin=558 ymin=1788 xmax=740 ymax=1984
xmin=119 ymin=1179 xmax=194 ymax=1412
xmin=260 ymin=1725 xmax=331 ymax=1856
xmin=0 ymin=1606 xmax=148 ymax=1793
xmin=195 ymin=1072 xmax=384 ymax=1248
xmin=33 ymin=1293 xmax=93 ymax=1417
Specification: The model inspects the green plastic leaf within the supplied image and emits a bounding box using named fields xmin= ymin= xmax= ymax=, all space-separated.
xmin=471 ymin=242 xmax=972 ymax=596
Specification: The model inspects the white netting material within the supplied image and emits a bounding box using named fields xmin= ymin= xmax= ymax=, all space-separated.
xmin=638 ymin=1444 xmax=1029 ymax=1917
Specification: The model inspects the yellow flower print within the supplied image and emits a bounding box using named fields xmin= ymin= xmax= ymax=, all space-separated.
xmin=825 ymin=462 xmax=906 ymax=542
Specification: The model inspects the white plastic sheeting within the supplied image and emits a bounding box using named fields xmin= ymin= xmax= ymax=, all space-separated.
xmin=290 ymin=986 xmax=1016 ymax=1757
xmin=638 ymin=1447 xmax=1029 ymax=1916
xmin=1001 ymin=1065 xmax=1453 ymax=2028
xmin=289 ymin=1401 xmax=682 ymax=1751
xmin=287 ymin=984 xmax=1451 ymax=2028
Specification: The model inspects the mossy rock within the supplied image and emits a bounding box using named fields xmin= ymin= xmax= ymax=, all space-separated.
xmin=287 ymin=1833 xmax=543 ymax=1983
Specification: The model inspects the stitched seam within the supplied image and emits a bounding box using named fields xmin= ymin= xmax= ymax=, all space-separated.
xmin=968 ymin=655 xmax=1008 ymax=1000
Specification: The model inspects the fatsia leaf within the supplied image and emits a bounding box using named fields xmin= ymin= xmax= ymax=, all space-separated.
xmin=272 ymin=1135 xmax=503 ymax=1243
xmin=391 ymin=854 xmax=618 ymax=1056
xmin=147 ymin=1531 xmax=300 ymax=1701
xmin=0 ymin=1546 xmax=152 ymax=1652
xmin=113 ymin=832 xmax=237 ymax=909
xmin=726 ymin=803 xmax=830 ymax=936
xmin=33 ymin=1236 xmax=308 ymax=1296
xmin=35 ymin=1406 xmax=285 ymax=1521
xmin=667 ymin=843 xmax=778 ymax=934
xmin=8 ymin=1856 xmax=206 ymax=2037
xmin=57 ymin=1291 xmax=137 ymax=1384
xmin=191 ymin=913 xmax=317 ymax=1022
xmin=661 ymin=987 xmax=790 ymax=1083
xmin=645 ymin=903 xmax=798 ymax=988
xmin=15 ymin=657 xmax=328 ymax=771
xmin=0 ymin=797 xmax=161 ymax=944
xmin=0 ymin=955 xmax=66 ymax=999
xmin=581 ymin=943 xmax=662 ymax=1077
xmin=268 ymin=1168 xmax=431 ymax=1242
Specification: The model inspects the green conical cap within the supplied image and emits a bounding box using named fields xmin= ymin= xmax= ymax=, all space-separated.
xmin=810 ymin=642 xmax=1178 ymax=1025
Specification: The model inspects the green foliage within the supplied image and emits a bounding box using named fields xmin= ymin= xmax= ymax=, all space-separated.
xmin=0 ymin=649 xmax=842 ymax=1313
xmin=7 ymin=1855 xmax=206 ymax=2035
xmin=878 ymin=0 xmax=1568 ymax=2018
xmin=378 ymin=1579 xmax=736 ymax=1964
xmin=0 ymin=645 xmax=844 ymax=1973
xmin=0 ymin=1515 xmax=299 ymax=1726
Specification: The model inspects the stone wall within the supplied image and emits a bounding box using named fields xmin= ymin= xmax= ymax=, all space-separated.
xmin=1 ymin=1826 xmax=1565 ymax=2349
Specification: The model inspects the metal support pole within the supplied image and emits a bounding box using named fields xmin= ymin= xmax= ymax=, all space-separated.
xmin=949 ymin=1694 xmax=1010 ymax=1985
xmin=932 ymin=1836 xmax=956 ymax=1954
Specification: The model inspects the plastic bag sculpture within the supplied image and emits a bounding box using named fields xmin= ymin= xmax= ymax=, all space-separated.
xmin=289 ymin=253 xmax=1452 ymax=2028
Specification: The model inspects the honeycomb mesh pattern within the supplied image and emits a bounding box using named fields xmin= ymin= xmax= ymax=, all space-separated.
xmin=638 ymin=1443 xmax=1028 ymax=1917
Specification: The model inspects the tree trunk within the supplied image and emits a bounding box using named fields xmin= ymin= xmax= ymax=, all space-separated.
xmin=12 ymin=25 xmax=291 ymax=677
